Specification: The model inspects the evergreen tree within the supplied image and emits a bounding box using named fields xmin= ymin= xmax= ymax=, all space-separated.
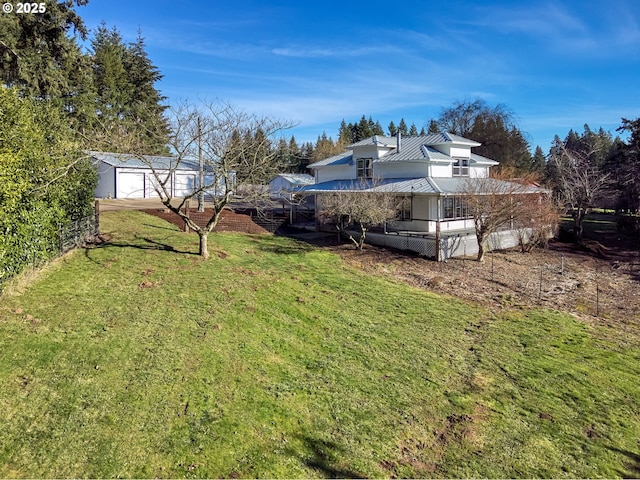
xmin=91 ymin=23 xmax=131 ymax=123
xmin=409 ymin=123 xmax=418 ymax=135
xmin=398 ymin=118 xmax=408 ymax=135
xmin=89 ymin=24 xmax=168 ymax=153
xmin=427 ymin=118 xmax=439 ymax=134
xmin=124 ymin=31 xmax=169 ymax=153
xmin=313 ymin=131 xmax=341 ymax=161
xmin=288 ymin=136 xmax=305 ymax=172
xmin=606 ymin=119 xmax=640 ymax=212
xmin=0 ymin=0 xmax=95 ymax=128
xmin=388 ymin=121 xmax=397 ymax=137
xmin=300 ymin=142 xmax=315 ymax=166
xmin=531 ymin=146 xmax=546 ymax=179
xmin=373 ymin=120 xmax=385 ymax=136
xmin=338 ymin=119 xmax=351 ymax=147
xmin=354 ymin=115 xmax=372 ymax=141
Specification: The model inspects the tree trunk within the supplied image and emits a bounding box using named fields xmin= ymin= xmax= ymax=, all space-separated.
xmin=357 ymin=227 xmax=366 ymax=250
xmin=476 ymin=230 xmax=487 ymax=262
xmin=573 ymin=208 xmax=585 ymax=243
xmin=198 ymin=230 xmax=209 ymax=259
xmin=477 ymin=241 xmax=486 ymax=262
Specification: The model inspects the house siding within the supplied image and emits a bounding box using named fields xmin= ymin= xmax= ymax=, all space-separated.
xmin=316 ymin=165 xmax=352 ymax=183
xmin=376 ymin=162 xmax=429 ymax=179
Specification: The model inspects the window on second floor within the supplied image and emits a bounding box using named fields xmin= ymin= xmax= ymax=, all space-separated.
xmin=452 ymin=158 xmax=469 ymax=176
xmin=356 ymin=158 xmax=373 ymax=179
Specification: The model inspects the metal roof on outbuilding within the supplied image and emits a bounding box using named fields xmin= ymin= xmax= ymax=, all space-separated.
xmin=270 ymin=173 xmax=315 ymax=186
xmin=89 ymin=151 xmax=203 ymax=171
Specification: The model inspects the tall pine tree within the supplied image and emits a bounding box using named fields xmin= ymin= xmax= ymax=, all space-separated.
xmin=0 ymin=0 xmax=95 ymax=130
xmin=89 ymin=24 xmax=168 ymax=153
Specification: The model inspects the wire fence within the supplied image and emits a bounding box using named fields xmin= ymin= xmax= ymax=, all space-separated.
xmin=58 ymin=211 xmax=100 ymax=254
xmin=0 ymin=205 xmax=100 ymax=294
xmin=436 ymin=246 xmax=640 ymax=323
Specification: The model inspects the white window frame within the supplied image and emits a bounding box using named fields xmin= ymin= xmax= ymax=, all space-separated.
xmin=356 ymin=158 xmax=373 ymax=179
xmin=443 ymin=196 xmax=469 ymax=219
xmin=452 ymin=158 xmax=469 ymax=177
xmin=396 ymin=196 xmax=411 ymax=220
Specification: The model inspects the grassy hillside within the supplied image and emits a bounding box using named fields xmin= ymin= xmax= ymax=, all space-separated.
xmin=0 ymin=210 xmax=638 ymax=478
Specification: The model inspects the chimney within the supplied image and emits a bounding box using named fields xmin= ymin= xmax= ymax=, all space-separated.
xmin=397 ymin=130 xmax=402 ymax=153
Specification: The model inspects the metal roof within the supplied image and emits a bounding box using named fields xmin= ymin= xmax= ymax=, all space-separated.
xmin=431 ymin=177 xmax=548 ymax=195
xmin=89 ymin=151 xmax=204 ymax=171
xmin=470 ymin=153 xmax=499 ymax=166
xmin=271 ymin=173 xmax=315 ymax=186
xmin=308 ymin=133 xmax=493 ymax=170
xmin=299 ymin=177 xmax=440 ymax=194
xmin=300 ymin=176 xmax=547 ymax=196
xmin=429 ymin=132 xmax=482 ymax=147
xmin=307 ymin=151 xmax=353 ymax=168
xmin=347 ymin=135 xmax=397 ymax=148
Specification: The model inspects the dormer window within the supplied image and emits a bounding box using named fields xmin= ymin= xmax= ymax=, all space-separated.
xmin=452 ymin=158 xmax=469 ymax=176
xmin=356 ymin=158 xmax=373 ymax=179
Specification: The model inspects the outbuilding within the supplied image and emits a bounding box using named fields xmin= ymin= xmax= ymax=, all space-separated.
xmin=91 ymin=151 xmax=208 ymax=199
xmin=268 ymin=173 xmax=315 ymax=200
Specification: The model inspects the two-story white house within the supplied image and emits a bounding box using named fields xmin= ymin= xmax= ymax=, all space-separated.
xmin=301 ymin=132 xmax=544 ymax=260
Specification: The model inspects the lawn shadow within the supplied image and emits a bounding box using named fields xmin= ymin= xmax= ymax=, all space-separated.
xmin=248 ymin=235 xmax=317 ymax=255
xmin=608 ymin=446 xmax=640 ymax=479
xmin=83 ymin=233 xmax=197 ymax=261
xmin=288 ymin=435 xmax=366 ymax=479
xmin=142 ymin=222 xmax=182 ymax=233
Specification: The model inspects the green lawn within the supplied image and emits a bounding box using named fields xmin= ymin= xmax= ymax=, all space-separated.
xmin=0 ymin=210 xmax=639 ymax=478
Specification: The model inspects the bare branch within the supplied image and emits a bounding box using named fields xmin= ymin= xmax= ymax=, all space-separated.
xmin=550 ymin=141 xmax=612 ymax=242
xmin=318 ymin=178 xmax=401 ymax=249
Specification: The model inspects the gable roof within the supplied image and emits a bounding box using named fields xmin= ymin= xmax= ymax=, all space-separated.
xmin=347 ymin=135 xmax=397 ymax=148
xmin=270 ymin=173 xmax=314 ymax=186
xmin=419 ymin=132 xmax=481 ymax=147
xmin=89 ymin=151 xmax=203 ymax=172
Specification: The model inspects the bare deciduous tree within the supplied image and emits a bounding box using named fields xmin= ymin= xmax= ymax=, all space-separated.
xmin=318 ymin=179 xmax=401 ymax=250
xmin=550 ymin=142 xmax=611 ymax=242
xmin=100 ymin=100 xmax=294 ymax=258
xmin=461 ymin=175 xmax=545 ymax=262
xmin=513 ymin=192 xmax=560 ymax=253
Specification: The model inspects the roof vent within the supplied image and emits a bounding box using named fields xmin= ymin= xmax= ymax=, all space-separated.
xmin=397 ymin=131 xmax=402 ymax=153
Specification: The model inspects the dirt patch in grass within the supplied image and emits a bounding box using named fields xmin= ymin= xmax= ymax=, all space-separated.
xmin=308 ymin=234 xmax=640 ymax=333
xmin=143 ymin=208 xmax=270 ymax=235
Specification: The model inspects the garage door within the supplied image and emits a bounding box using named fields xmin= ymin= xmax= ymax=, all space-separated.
xmin=117 ymin=172 xmax=145 ymax=198
xmin=174 ymin=173 xmax=196 ymax=197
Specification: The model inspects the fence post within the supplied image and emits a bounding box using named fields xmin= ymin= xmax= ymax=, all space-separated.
xmin=538 ymin=266 xmax=543 ymax=301
xmin=94 ymin=200 xmax=100 ymax=235
xmin=435 ymin=220 xmax=440 ymax=262
xmin=595 ymin=265 xmax=600 ymax=316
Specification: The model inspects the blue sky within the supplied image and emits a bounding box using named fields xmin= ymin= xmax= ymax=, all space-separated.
xmin=76 ymin=0 xmax=640 ymax=151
